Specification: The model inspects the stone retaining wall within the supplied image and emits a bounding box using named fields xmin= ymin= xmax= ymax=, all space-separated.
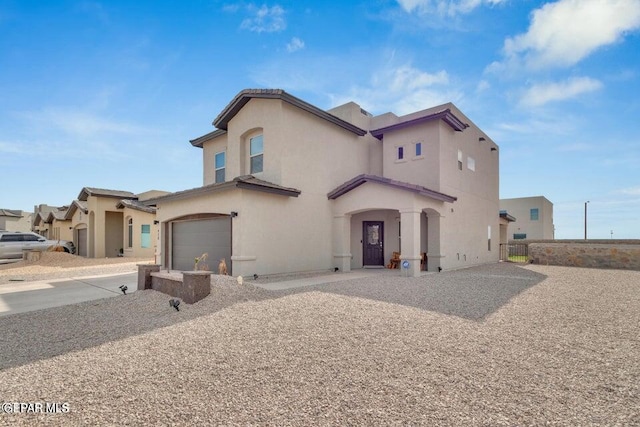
xmin=137 ymin=264 xmax=211 ymax=303
xmin=529 ymin=243 xmax=640 ymax=270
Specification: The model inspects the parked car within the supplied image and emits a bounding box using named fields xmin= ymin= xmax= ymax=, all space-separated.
xmin=0 ymin=231 xmax=76 ymax=259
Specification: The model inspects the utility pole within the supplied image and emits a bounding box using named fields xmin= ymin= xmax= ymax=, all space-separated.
xmin=584 ymin=201 xmax=589 ymax=240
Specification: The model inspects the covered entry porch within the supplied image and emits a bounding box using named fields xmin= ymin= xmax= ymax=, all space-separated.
xmin=328 ymin=175 xmax=456 ymax=277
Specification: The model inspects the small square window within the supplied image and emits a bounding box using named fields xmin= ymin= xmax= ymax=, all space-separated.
xmin=398 ymin=146 xmax=404 ymax=160
xmin=415 ymin=142 xmax=422 ymax=156
xmin=530 ymin=208 xmax=539 ymax=221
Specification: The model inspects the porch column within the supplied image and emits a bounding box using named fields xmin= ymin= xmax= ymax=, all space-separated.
xmin=400 ymin=209 xmax=421 ymax=277
xmin=332 ymin=214 xmax=352 ymax=272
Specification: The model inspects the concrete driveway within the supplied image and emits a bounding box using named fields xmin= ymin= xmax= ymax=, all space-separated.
xmin=0 ymin=272 xmax=137 ymax=317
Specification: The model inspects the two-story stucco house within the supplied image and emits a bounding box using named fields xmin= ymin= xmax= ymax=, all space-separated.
xmin=500 ymin=196 xmax=554 ymax=240
xmin=148 ymin=89 xmax=500 ymax=277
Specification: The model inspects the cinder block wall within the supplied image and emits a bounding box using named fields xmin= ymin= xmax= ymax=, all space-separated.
xmin=529 ymin=243 xmax=640 ymax=270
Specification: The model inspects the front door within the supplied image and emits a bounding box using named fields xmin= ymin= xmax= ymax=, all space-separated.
xmin=363 ymin=221 xmax=384 ymax=266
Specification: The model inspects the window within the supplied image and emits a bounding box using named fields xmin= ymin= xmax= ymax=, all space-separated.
xmin=127 ymin=218 xmax=133 ymax=248
xmin=513 ymin=233 xmax=527 ymax=240
xmin=488 ymin=226 xmax=491 ymax=251
xmin=467 ymin=156 xmax=475 ymax=171
xmin=415 ymin=142 xmax=422 ymax=157
xmin=530 ymin=208 xmax=539 ymax=221
xmin=215 ymin=151 xmax=225 ymax=183
xmin=141 ymin=224 xmax=151 ymax=248
xmin=458 ymin=150 xmax=463 ymax=170
xmin=250 ymin=135 xmax=263 ymax=174
xmin=1 ymin=234 xmax=22 ymax=242
xmin=397 ymin=146 xmax=404 ymax=160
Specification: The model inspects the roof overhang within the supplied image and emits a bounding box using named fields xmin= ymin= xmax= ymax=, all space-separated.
xmin=145 ymin=175 xmax=301 ymax=205
xmin=328 ymin=174 xmax=457 ymax=203
xmin=213 ymin=89 xmax=367 ymax=136
xmin=499 ymin=210 xmax=516 ymax=222
xmin=78 ymin=187 xmax=137 ymax=201
xmin=190 ymin=129 xmax=227 ymax=148
xmin=370 ymin=109 xmax=468 ymax=140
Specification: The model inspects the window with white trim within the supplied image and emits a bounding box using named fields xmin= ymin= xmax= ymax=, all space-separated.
xmin=415 ymin=142 xmax=422 ymax=157
xmin=127 ymin=218 xmax=133 ymax=248
xmin=250 ymin=135 xmax=263 ymax=174
xmin=215 ymin=151 xmax=225 ymax=183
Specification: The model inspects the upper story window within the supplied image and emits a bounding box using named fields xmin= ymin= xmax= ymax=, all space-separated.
xmin=415 ymin=142 xmax=422 ymax=157
xmin=250 ymin=135 xmax=263 ymax=174
xmin=458 ymin=150 xmax=463 ymax=170
xmin=467 ymin=156 xmax=475 ymax=171
xmin=215 ymin=151 xmax=226 ymax=183
xmin=530 ymin=208 xmax=539 ymax=221
xmin=397 ymin=146 xmax=404 ymax=160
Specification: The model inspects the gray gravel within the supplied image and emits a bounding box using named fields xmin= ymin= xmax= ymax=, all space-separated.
xmin=0 ymin=263 xmax=638 ymax=426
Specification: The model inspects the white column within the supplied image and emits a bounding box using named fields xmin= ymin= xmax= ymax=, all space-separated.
xmin=400 ymin=209 xmax=421 ymax=277
xmin=332 ymin=214 xmax=352 ymax=272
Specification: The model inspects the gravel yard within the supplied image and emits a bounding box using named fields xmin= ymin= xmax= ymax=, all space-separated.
xmin=0 ymin=262 xmax=638 ymax=425
xmin=0 ymin=252 xmax=154 ymax=284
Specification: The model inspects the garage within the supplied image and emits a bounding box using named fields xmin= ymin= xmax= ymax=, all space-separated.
xmin=171 ymin=216 xmax=231 ymax=273
xmin=77 ymin=228 xmax=87 ymax=257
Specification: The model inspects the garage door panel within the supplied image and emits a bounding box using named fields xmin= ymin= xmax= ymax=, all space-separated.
xmin=172 ymin=218 xmax=231 ymax=273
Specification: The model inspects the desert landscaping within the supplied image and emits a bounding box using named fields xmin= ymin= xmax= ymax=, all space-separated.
xmin=0 ymin=257 xmax=638 ymax=425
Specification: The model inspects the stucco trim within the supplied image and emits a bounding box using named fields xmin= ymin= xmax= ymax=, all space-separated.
xmin=144 ymin=175 xmax=301 ymax=205
xmin=327 ymin=174 xmax=457 ymax=203
xmin=370 ymin=109 xmax=468 ymax=140
xmin=212 ymin=89 xmax=367 ymax=136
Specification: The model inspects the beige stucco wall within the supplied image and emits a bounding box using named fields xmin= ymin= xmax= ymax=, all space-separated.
xmin=86 ymin=196 xmax=126 ymax=258
xmin=49 ymin=219 xmax=73 ymax=242
xmin=500 ymin=196 xmax=554 ymax=240
xmin=155 ymin=189 xmax=337 ymax=277
xmin=122 ymin=208 xmax=157 ymax=258
xmin=1 ymin=214 xmax=33 ymax=232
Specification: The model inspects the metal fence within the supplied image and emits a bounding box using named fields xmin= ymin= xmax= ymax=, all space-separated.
xmin=499 ymin=243 xmax=529 ymax=263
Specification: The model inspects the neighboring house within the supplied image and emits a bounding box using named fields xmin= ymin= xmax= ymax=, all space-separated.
xmin=44 ymin=207 xmax=72 ymax=242
xmin=32 ymin=204 xmax=60 ymax=237
xmin=147 ymin=89 xmax=501 ymax=277
xmin=67 ymin=200 xmax=89 ymax=257
xmin=500 ymin=196 xmax=554 ymax=240
xmin=0 ymin=209 xmax=32 ymax=232
xmin=117 ymin=190 xmax=170 ymax=260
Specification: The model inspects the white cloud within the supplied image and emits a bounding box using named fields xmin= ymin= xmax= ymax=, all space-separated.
xmin=519 ymin=77 xmax=603 ymax=107
xmin=501 ymin=0 xmax=640 ymax=70
xmin=286 ymin=37 xmax=305 ymax=52
xmin=240 ymin=4 xmax=286 ymax=33
xmin=618 ymin=186 xmax=640 ymax=196
xmin=396 ymin=0 xmax=506 ymax=16
xmin=331 ymin=64 xmax=459 ymax=115
xmin=17 ymin=108 xmax=152 ymax=138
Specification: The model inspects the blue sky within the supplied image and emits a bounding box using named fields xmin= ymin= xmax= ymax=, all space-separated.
xmin=1 ymin=0 xmax=639 ymax=239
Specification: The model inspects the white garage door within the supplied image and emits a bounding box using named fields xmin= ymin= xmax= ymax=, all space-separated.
xmin=171 ymin=217 xmax=231 ymax=273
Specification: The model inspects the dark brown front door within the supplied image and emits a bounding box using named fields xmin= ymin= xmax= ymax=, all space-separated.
xmin=363 ymin=221 xmax=384 ymax=266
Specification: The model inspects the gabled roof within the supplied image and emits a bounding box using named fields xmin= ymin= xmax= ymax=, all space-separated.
xmin=0 ymin=209 xmax=22 ymax=218
xmin=45 ymin=209 xmax=70 ymax=223
xmin=328 ymin=174 xmax=457 ymax=203
xmin=65 ymin=200 xmax=88 ymax=219
xmin=212 ymin=89 xmax=367 ymax=136
xmin=116 ymin=199 xmax=157 ymax=214
xmin=78 ymin=187 xmax=137 ymax=201
xmin=145 ymin=175 xmax=301 ymax=205
xmin=370 ymin=108 xmax=468 ymax=140
xmin=190 ymin=129 xmax=227 ymax=148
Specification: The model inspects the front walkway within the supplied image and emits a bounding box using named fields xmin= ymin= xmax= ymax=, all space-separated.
xmin=252 ymin=267 xmax=432 ymax=291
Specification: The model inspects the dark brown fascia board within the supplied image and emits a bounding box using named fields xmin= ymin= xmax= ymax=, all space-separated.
xmin=370 ymin=109 xmax=469 ymax=140
xmin=213 ymin=89 xmax=367 ymax=136
xmin=145 ymin=178 xmax=300 ymax=205
xmin=77 ymin=187 xmax=138 ymax=201
xmin=190 ymin=129 xmax=227 ymax=148
xmin=328 ymin=174 xmax=457 ymax=203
